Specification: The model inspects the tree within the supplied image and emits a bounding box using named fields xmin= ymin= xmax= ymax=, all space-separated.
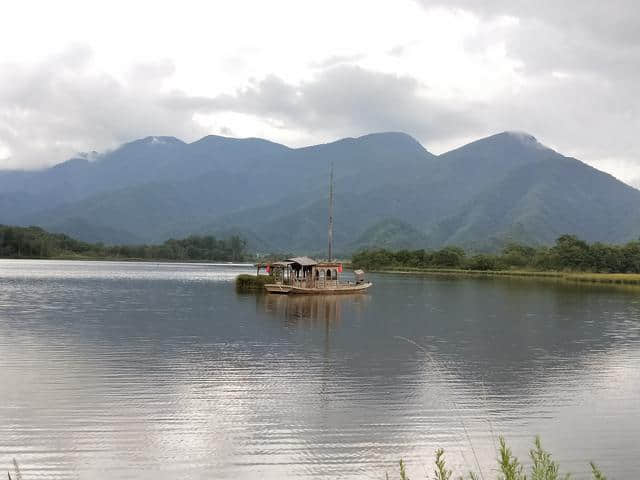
xmin=550 ymin=234 xmax=590 ymax=270
xmin=432 ymin=246 xmax=465 ymax=268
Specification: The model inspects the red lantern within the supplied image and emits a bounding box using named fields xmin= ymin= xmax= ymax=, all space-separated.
xmin=338 ymin=264 xmax=343 ymax=273
xmin=266 ymin=265 xmax=271 ymax=274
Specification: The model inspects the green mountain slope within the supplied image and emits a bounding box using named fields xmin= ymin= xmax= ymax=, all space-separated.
xmin=426 ymin=156 xmax=640 ymax=250
xmin=349 ymin=219 xmax=430 ymax=251
xmin=2 ymin=130 xmax=640 ymax=252
xmin=15 ymin=132 xmax=435 ymax=244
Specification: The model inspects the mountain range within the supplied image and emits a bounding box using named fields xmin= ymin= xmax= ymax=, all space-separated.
xmin=2 ymin=131 xmax=640 ymax=254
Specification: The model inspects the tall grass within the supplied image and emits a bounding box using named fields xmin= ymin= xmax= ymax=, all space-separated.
xmin=7 ymin=458 xmax=22 ymax=480
xmin=390 ymin=436 xmax=606 ymax=480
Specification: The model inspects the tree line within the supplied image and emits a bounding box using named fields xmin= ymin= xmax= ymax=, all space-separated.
xmin=352 ymin=234 xmax=640 ymax=273
xmin=0 ymin=225 xmax=249 ymax=262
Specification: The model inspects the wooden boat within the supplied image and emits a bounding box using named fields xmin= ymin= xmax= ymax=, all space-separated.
xmin=259 ymin=163 xmax=372 ymax=295
xmin=261 ymin=257 xmax=372 ymax=294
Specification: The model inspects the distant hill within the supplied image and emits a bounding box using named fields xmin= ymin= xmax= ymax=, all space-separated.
xmin=1 ymin=130 xmax=640 ymax=253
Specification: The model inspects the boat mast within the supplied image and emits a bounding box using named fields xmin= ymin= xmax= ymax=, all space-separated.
xmin=328 ymin=161 xmax=334 ymax=262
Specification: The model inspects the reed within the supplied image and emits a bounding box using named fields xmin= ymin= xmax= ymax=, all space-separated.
xmin=390 ymin=437 xmax=605 ymax=480
xmin=7 ymin=458 xmax=22 ymax=480
xmin=235 ymin=274 xmax=275 ymax=291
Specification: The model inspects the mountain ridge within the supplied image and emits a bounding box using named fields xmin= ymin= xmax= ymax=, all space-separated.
xmin=1 ymin=130 xmax=638 ymax=253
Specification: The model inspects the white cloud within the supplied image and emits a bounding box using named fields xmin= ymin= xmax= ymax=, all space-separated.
xmin=0 ymin=46 xmax=210 ymax=169
xmin=0 ymin=0 xmax=639 ymax=185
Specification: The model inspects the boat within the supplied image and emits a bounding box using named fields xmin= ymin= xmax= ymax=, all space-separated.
xmin=261 ymin=257 xmax=372 ymax=294
xmin=260 ymin=164 xmax=372 ymax=295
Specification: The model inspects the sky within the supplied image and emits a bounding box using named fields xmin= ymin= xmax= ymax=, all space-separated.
xmin=1 ymin=0 xmax=640 ymax=185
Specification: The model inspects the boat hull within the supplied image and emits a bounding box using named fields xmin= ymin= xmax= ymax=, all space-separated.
xmin=264 ymin=284 xmax=293 ymax=294
xmin=264 ymin=282 xmax=372 ymax=295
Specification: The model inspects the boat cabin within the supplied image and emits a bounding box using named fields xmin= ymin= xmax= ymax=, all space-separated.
xmin=258 ymin=256 xmax=344 ymax=289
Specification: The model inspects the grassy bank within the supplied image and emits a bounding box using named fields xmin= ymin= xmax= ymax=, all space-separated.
xmin=564 ymin=272 xmax=640 ymax=285
xmin=369 ymin=266 xmax=640 ymax=286
xmin=372 ymin=266 xmax=562 ymax=278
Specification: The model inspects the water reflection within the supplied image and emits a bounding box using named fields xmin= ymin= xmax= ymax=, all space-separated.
xmin=258 ymin=293 xmax=370 ymax=326
xmin=1 ymin=262 xmax=639 ymax=479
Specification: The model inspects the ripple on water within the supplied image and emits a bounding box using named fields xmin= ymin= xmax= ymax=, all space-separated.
xmin=1 ymin=260 xmax=640 ymax=478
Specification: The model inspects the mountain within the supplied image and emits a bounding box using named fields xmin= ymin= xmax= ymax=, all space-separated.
xmin=2 ymin=132 xmax=436 ymax=247
xmin=1 ymin=130 xmax=640 ymax=253
xmin=426 ymin=154 xmax=640 ymax=249
xmin=349 ymin=219 xmax=430 ymax=251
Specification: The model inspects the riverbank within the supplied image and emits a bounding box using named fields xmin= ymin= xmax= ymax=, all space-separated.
xmin=367 ymin=266 xmax=640 ymax=286
xmin=0 ymin=255 xmax=254 ymax=264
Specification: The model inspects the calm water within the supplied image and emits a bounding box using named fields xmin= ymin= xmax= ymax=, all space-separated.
xmin=1 ymin=260 xmax=639 ymax=479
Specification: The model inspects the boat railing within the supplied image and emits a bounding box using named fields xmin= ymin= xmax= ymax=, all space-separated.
xmin=279 ymin=278 xmax=342 ymax=288
xmin=273 ymin=273 xmax=346 ymax=289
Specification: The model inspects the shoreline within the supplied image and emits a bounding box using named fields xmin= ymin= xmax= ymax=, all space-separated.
xmin=0 ymin=256 xmax=254 ymax=265
xmin=5 ymin=256 xmax=640 ymax=287
xmin=363 ymin=267 xmax=640 ymax=286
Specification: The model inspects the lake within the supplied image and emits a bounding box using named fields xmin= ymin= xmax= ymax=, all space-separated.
xmin=0 ymin=260 xmax=639 ymax=479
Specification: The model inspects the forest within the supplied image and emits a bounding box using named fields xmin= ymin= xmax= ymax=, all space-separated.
xmin=351 ymin=234 xmax=640 ymax=273
xmin=0 ymin=225 xmax=249 ymax=262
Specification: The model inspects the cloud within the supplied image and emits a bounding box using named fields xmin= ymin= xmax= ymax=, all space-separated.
xmin=166 ymin=65 xmax=480 ymax=146
xmin=387 ymin=45 xmax=406 ymax=57
xmin=3 ymin=45 xmax=480 ymax=169
xmin=411 ymin=1 xmax=640 ymax=183
xmin=3 ymin=2 xmax=640 ymax=187
xmin=417 ymin=1 xmax=640 ymax=78
xmin=310 ymin=53 xmax=367 ymax=69
xmin=0 ymin=46 xmax=208 ymax=169
xmin=418 ymin=1 xmax=640 ymax=44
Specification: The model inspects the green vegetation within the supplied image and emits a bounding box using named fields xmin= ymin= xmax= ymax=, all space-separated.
xmin=353 ymin=234 xmax=640 ymax=275
xmin=7 ymin=458 xmax=21 ymax=480
xmin=0 ymin=225 xmax=249 ymax=262
xmin=236 ymin=274 xmax=275 ymax=291
xmin=389 ymin=436 xmax=605 ymax=480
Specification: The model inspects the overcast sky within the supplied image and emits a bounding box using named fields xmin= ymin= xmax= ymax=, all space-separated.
xmin=1 ymin=1 xmax=639 ymax=185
